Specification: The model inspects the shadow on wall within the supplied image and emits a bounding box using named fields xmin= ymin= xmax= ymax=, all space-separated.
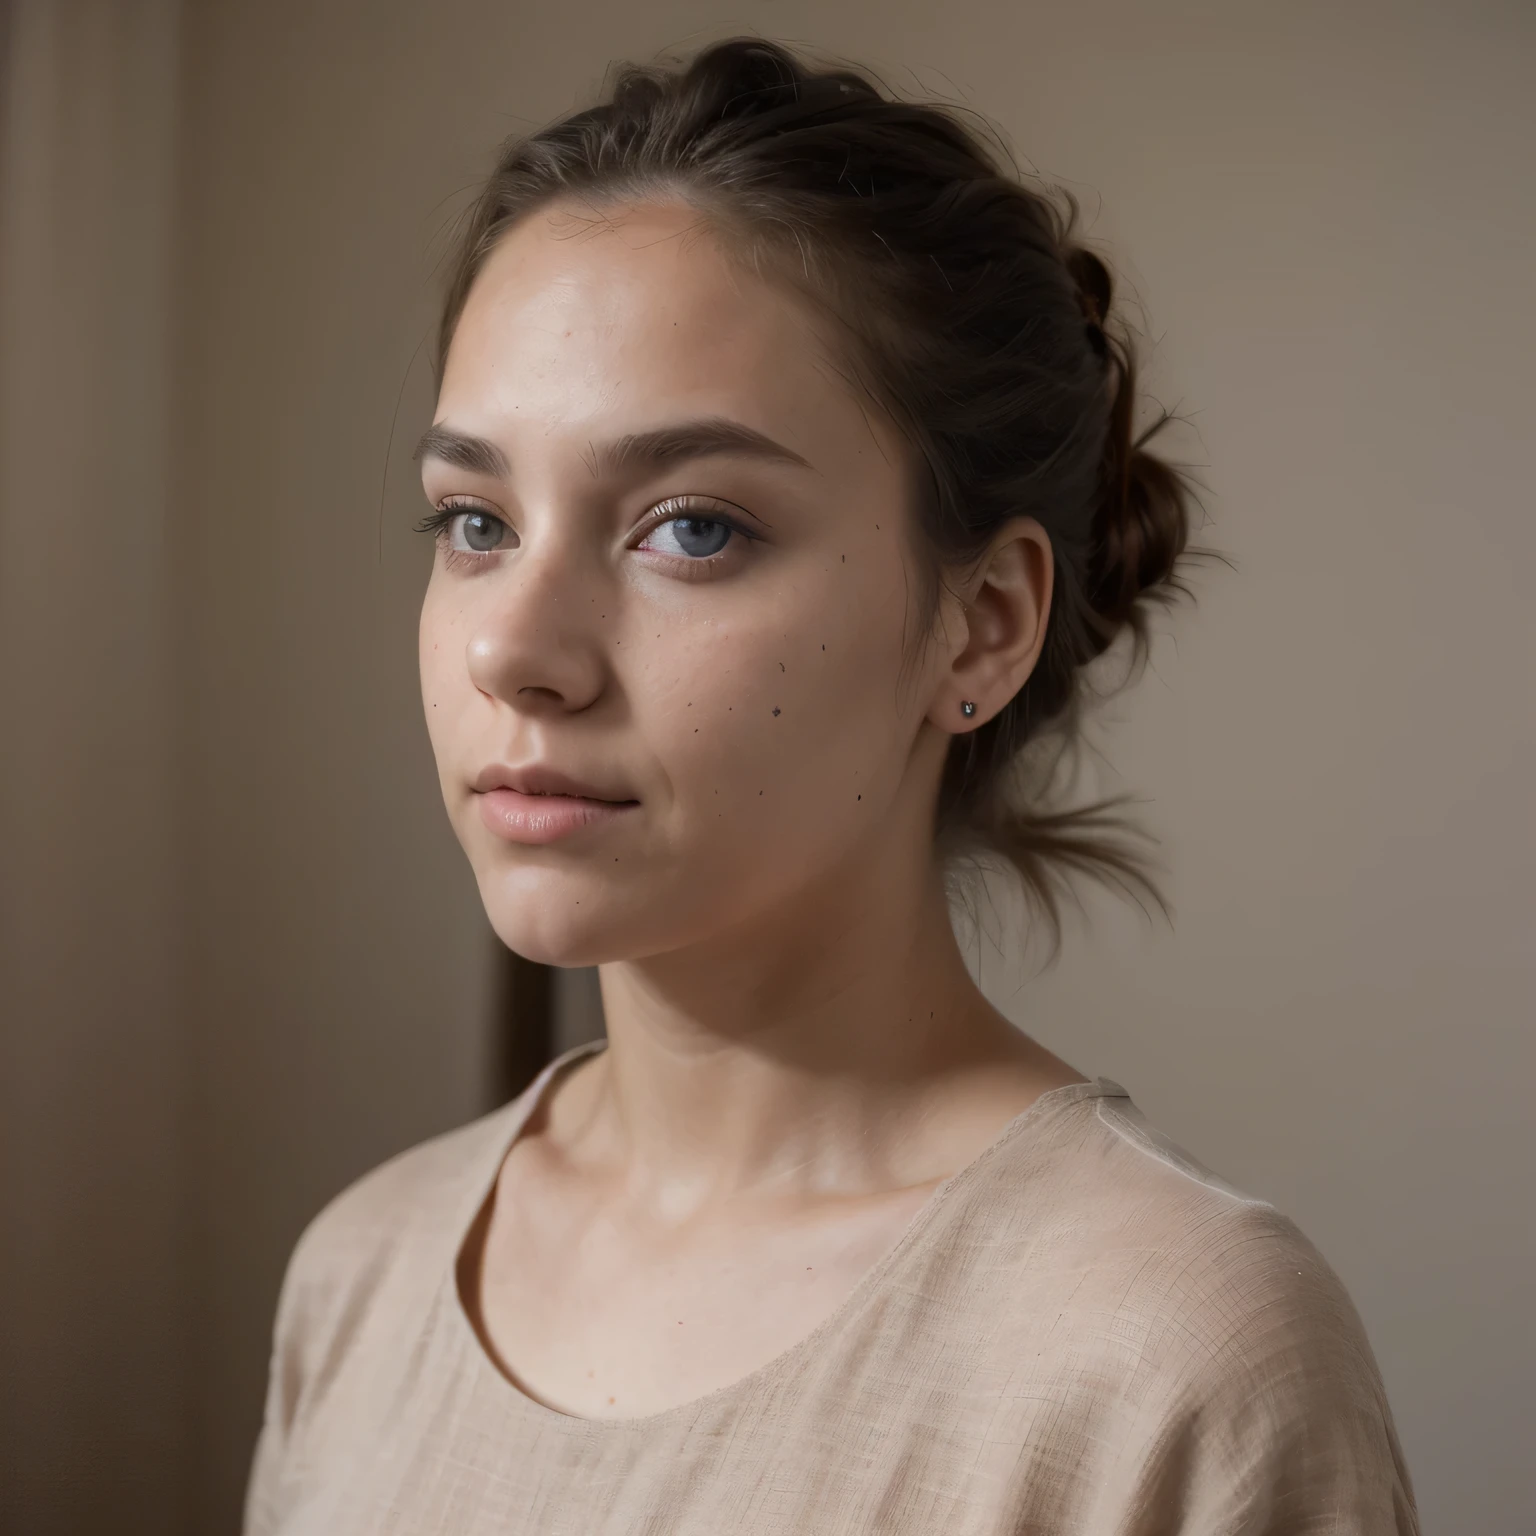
xmin=494 ymin=957 xmax=606 ymax=1104
xmin=554 ymin=966 xmax=609 ymax=1057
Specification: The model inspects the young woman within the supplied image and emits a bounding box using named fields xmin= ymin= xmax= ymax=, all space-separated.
xmin=244 ymin=38 xmax=1419 ymax=1535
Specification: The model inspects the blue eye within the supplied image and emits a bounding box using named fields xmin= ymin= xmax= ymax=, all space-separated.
xmin=414 ymin=503 xmax=509 ymax=554
xmin=453 ymin=510 xmax=507 ymax=553
xmin=644 ymin=516 xmax=735 ymax=559
xmin=636 ymin=497 xmax=758 ymax=566
xmin=414 ymin=495 xmax=757 ymax=573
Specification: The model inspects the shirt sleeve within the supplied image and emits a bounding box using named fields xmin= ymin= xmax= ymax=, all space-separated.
xmin=242 ymin=1415 xmax=286 ymax=1536
xmin=1111 ymin=1217 xmax=1422 ymax=1535
xmin=240 ymin=1215 xmax=328 ymax=1536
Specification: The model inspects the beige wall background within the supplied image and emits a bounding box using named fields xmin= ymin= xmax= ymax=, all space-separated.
xmin=3 ymin=1 xmax=1531 ymax=1532
xmin=1 ymin=3 xmax=189 ymax=1529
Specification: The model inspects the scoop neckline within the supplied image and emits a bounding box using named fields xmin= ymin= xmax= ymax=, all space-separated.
xmin=444 ymin=1038 xmax=1128 ymax=1435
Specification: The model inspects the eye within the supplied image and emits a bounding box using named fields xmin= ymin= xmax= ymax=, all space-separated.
xmin=636 ymin=498 xmax=756 ymax=565
xmin=415 ymin=502 xmax=510 ymax=556
xmin=642 ymin=517 xmax=732 ymax=559
xmin=447 ymin=507 xmax=508 ymax=553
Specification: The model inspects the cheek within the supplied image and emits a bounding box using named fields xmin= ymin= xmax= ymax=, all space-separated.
xmin=650 ymin=569 xmax=914 ymax=858
xmin=418 ymin=585 xmax=466 ymax=748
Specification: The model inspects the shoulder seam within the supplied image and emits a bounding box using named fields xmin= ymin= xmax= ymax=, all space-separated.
xmin=1093 ymin=1096 xmax=1274 ymax=1207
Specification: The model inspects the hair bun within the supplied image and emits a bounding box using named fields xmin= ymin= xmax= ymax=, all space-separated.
xmin=1064 ymin=245 xmax=1111 ymax=328
xmin=1086 ymin=354 xmax=1190 ymax=641
xmin=1054 ymin=249 xmax=1191 ymax=642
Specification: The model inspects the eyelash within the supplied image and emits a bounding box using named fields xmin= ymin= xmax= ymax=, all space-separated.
xmin=414 ymin=496 xmax=759 ymax=577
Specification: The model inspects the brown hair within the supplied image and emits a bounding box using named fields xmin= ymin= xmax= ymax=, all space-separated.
xmin=434 ymin=37 xmax=1198 ymax=946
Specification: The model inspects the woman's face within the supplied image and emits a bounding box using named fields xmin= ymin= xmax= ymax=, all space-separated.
xmin=418 ymin=199 xmax=966 ymax=966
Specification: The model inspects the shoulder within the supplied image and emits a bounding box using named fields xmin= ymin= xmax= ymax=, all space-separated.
xmin=1053 ymin=1089 xmax=1377 ymax=1367
xmin=281 ymin=1099 xmax=517 ymax=1309
xmin=245 ymin=1100 xmax=529 ymax=1525
xmin=1029 ymin=1088 xmax=1421 ymax=1530
xmin=261 ymin=1100 xmax=521 ymax=1424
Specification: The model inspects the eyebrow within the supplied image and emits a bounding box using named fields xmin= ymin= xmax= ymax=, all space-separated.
xmin=412 ymin=424 xmax=510 ymax=478
xmin=412 ymin=416 xmax=813 ymax=481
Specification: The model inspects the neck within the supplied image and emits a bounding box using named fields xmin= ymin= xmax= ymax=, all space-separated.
xmin=564 ymin=853 xmax=1036 ymax=1206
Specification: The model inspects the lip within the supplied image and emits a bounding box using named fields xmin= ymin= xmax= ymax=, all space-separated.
xmin=476 ymin=788 xmax=636 ymax=845
xmin=471 ymin=762 xmax=639 ymax=846
xmin=472 ymin=762 xmax=632 ymax=801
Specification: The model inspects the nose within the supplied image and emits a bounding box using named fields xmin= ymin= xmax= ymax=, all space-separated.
xmin=463 ymin=534 xmax=609 ymax=715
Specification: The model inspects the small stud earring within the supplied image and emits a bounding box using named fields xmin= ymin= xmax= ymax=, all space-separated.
xmin=960 ymin=700 xmax=976 ymax=718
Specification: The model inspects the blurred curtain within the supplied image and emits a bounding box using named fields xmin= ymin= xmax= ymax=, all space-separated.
xmin=0 ymin=3 xmax=189 ymax=1533
xmin=497 ymin=950 xmax=555 ymax=1101
xmin=495 ymin=958 xmax=607 ymax=1103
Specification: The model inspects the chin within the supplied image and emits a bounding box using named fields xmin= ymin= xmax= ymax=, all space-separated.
xmin=492 ymin=929 xmax=611 ymax=970
xmin=481 ymin=898 xmax=598 ymax=968
xmin=474 ymin=869 xmax=627 ymax=969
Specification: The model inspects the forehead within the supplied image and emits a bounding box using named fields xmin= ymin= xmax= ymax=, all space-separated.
xmin=438 ymin=198 xmax=883 ymax=459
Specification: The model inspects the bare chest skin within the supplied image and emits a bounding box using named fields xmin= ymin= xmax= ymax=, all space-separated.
xmin=462 ymin=1148 xmax=946 ymax=1420
xmin=459 ymin=1048 xmax=1087 ymax=1421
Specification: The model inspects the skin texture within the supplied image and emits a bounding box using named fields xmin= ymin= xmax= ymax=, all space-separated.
xmin=419 ymin=198 xmax=1087 ymax=1419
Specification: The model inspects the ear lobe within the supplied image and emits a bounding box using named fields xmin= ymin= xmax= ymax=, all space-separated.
xmin=937 ymin=519 xmax=1053 ymax=730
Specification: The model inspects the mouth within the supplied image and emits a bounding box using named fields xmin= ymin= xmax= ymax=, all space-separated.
xmin=473 ymin=777 xmax=639 ymax=846
xmin=506 ymin=788 xmax=630 ymax=803
xmin=471 ymin=762 xmax=635 ymax=803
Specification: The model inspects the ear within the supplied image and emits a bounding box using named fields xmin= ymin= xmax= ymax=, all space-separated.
xmin=930 ymin=517 xmax=1053 ymax=733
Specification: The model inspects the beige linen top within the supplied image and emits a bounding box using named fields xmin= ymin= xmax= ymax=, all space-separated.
xmin=244 ymin=1041 xmax=1420 ymax=1535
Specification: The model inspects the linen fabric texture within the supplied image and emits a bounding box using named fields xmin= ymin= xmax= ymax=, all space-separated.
xmin=244 ymin=1041 xmax=1420 ymax=1535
